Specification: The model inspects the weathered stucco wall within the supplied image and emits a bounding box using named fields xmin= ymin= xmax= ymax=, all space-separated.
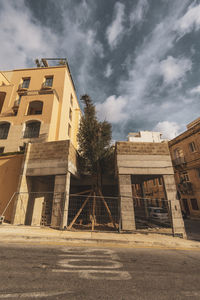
xmin=0 ymin=154 xmax=24 ymax=221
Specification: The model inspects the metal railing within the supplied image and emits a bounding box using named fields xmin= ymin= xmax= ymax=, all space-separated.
xmin=172 ymin=156 xmax=186 ymax=166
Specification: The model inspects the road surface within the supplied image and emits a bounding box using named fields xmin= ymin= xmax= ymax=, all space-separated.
xmin=0 ymin=243 xmax=200 ymax=299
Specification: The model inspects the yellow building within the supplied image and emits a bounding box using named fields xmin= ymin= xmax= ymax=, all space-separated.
xmin=0 ymin=59 xmax=81 ymax=227
xmin=169 ymin=117 xmax=200 ymax=218
xmin=0 ymin=60 xmax=80 ymax=152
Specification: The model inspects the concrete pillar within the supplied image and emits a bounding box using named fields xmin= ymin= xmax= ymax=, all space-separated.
xmin=118 ymin=174 xmax=136 ymax=231
xmin=51 ymin=172 xmax=71 ymax=229
xmin=11 ymin=178 xmax=29 ymax=225
xmin=11 ymin=143 xmax=31 ymax=225
xmin=163 ymin=174 xmax=186 ymax=238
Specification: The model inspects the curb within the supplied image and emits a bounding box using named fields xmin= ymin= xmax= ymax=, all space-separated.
xmin=1 ymin=234 xmax=200 ymax=250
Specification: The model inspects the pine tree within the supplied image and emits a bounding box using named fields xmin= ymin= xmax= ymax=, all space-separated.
xmin=68 ymin=94 xmax=116 ymax=231
xmin=77 ymin=94 xmax=112 ymax=189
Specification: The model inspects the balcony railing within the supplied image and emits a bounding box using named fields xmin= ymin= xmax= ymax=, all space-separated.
xmin=178 ymin=181 xmax=193 ymax=195
xmin=172 ymin=156 xmax=186 ymax=166
xmin=41 ymin=82 xmax=52 ymax=90
xmin=18 ymin=83 xmax=28 ymax=91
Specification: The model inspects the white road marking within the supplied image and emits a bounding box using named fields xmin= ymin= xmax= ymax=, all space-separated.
xmin=52 ymin=269 xmax=131 ymax=280
xmin=54 ymin=247 xmax=132 ymax=280
xmin=58 ymin=253 xmax=120 ymax=260
xmin=0 ymin=290 xmax=72 ymax=298
xmin=58 ymin=258 xmax=122 ymax=269
xmin=181 ymin=291 xmax=200 ymax=297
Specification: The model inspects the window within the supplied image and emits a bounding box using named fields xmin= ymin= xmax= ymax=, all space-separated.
xmin=70 ymin=94 xmax=73 ymax=106
xmin=68 ymin=124 xmax=71 ymax=138
xmin=181 ymin=172 xmax=189 ymax=182
xmin=0 ymin=122 xmax=10 ymax=139
xmin=69 ymin=108 xmax=72 ymax=121
xmin=0 ymin=92 xmax=6 ymax=114
xmin=22 ymin=78 xmax=30 ymax=89
xmin=190 ymin=198 xmax=199 ymax=210
xmin=158 ymin=177 xmax=162 ymax=185
xmin=23 ymin=121 xmax=41 ymax=138
xmin=197 ymin=168 xmax=200 ymax=178
xmin=153 ymin=178 xmax=156 ymax=185
xmin=0 ymin=147 xmax=4 ymax=154
xmin=27 ymin=101 xmax=43 ymax=115
xmin=44 ymin=76 xmax=53 ymax=87
xmin=189 ymin=142 xmax=196 ymax=152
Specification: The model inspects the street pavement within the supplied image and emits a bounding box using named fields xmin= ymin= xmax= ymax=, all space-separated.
xmin=1 ymin=224 xmax=200 ymax=250
xmin=0 ymin=243 xmax=200 ymax=300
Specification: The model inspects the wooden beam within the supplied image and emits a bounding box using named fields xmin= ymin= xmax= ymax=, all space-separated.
xmin=98 ymin=189 xmax=117 ymax=229
xmin=68 ymin=192 xmax=91 ymax=229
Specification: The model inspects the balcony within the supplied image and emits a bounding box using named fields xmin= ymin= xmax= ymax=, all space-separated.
xmin=178 ymin=181 xmax=193 ymax=195
xmin=12 ymin=99 xmax=20 ymax=114
xmin=17 ymin=84 xmax=28 ymax=95
xmin=172 ymin=156 xmax=186 ymax=166
xmin=41 ymin=82 xmax=52 ymax=90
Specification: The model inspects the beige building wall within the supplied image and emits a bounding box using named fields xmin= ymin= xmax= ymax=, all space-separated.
xmin=169 ymin=118 xmax=200 ymax=218
xmin=0 ymin=154 xmax=24 ymax=221
xmin=0 ymin=65 xmax=81 ymax=152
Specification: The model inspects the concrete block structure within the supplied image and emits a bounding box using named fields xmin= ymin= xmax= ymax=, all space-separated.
xmin=116 ymin=136 xmax=186 ymax=238
xmin=11 ymin=140 xmax=77 ymax=229
xmin=169 ymin=117 xmax=200 ymax=218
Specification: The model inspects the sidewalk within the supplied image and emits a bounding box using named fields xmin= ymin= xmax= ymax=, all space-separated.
xmin=0 ymin=223 xmax=200 ymax=250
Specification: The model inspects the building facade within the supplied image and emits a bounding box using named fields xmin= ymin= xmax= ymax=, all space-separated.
xmin=0 ymin=63 xmax=80 ymax=152
xmin=0 ymin=61 xmax=81 ymax=226
xmin=169 ymin=118 xmax=200 ymax=218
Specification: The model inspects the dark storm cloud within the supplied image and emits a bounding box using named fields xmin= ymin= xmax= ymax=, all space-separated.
xmin=0 ymin=0 xmax=199 ymax=140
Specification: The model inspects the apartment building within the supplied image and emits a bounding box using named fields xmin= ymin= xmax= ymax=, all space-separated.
xmin=169 ymin=117 xmax=200 ymax=218
xmin=0 ymin=60 xmax=80 ymax=152
xmin=0 ymin=59 xmax=81 ymax=227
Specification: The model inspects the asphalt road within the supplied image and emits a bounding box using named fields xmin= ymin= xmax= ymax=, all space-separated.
xmin=0 ymin=243 xmax=200 ymax=300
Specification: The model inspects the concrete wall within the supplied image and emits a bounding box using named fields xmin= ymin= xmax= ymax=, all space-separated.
xmin=116 ymin=141 xmax=186 ymax=237
xmin=12 ymin=140 xmax=77 ymax=228
xmin=0 ymin=154 xmax=24 ymax=221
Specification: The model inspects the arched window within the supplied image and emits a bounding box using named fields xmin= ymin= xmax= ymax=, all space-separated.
xmin=23 ymin=121 xmax=41 ymax=138
xmin=0 ymin=92 xmax=6 ymax=114
xmin=27 ymin=101 xmax=43 ymax=115
xmin=0 ymin=122 xmax=10 ymax=139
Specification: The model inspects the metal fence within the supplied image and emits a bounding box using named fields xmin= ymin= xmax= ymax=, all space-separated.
xmin=67 ymin=194 xmax=119 ymax=232
xmin=133 ymin=197 xmax=173 ymax=234
xmin=1 ymin=192 xmax=173 ymax=235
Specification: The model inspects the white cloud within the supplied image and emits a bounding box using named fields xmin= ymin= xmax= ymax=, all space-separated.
xmin=0 ymin=0 xmax=104 ymax=96
xmin=154 ymin=121 xmax=181 ymax=140
xmin=160 ymin=56 xmax=192 ymax=84
xmin=96 ymin=95 xmax=128 ymax=123
xmin=106 ymin=2 xmax=125 ymax=49
xmin=129 ymin=0 xmax=149 ymax=28
xmin=104 ymin=63 xmax=113 ymax=78
xmin=176 ymin=4 xmax=200 ymax=36
xmin=0 ymin=0 xmax=57 ymax=70
xmin=190 ymin=85 xmax=200 ymax=94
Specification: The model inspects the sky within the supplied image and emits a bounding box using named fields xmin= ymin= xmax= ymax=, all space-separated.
xmin=0 ymin=0 xmax=200 ymax=141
